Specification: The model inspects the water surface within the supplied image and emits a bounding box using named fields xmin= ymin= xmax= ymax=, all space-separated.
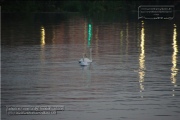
xmin=1 ymin=13 xmax=180 ymax=120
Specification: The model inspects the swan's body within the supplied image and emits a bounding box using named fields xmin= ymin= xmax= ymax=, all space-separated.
xmin=79 ymin=55 xmax=89 ymax=66
xmin=79 ymin=58 xmax=92 ymax=63
xmin=80 ymin=60 xmax=89 ymax=66
xmin=79 ymin=48 xmax=92 ymax=64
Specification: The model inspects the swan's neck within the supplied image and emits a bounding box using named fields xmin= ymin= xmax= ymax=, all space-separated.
xmin=90 ymin=49 xmax=92 ymax=61
xmin=83 ymin=55 xmax=85 ymax=62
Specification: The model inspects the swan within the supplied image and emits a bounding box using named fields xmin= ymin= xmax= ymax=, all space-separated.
xmin=79 ymin=48 xmax=92 ymax=63
xmin=80 ymin=54 xmax=89 ymax=66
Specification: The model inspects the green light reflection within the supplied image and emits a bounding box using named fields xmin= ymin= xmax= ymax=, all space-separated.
xmin=88 ymin=23 xmax=92 ymax=47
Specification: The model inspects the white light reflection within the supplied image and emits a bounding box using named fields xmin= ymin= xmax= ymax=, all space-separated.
xmin=171 ymin=24 xmax=178 ymax=96
xmin=139 ymin=21 xmax=146 ymax=94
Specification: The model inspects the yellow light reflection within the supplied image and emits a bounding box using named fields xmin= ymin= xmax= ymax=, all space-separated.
xmin=139 ymin=21 xmax=145 ymax=92
xmin=171 ymin=24 xmax=178 ymax=88
xmin=41 ymin=26 xmax=45 ymax=45
xmin=40 ymin=26 xmax=46 ymax=64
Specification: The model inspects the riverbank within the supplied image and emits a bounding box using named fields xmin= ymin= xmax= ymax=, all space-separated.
xmin=1 ymin=0 xmax=179 ymax=13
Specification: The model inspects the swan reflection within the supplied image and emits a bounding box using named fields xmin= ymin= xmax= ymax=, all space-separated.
xmin=81 ymin=62 xmax=92 ymax=87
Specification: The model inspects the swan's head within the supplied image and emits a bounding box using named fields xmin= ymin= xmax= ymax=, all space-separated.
xmin=82 ymin=53 xmax=86 ymax=57
xmin=84 ymin=53 xmax=87 ymax=57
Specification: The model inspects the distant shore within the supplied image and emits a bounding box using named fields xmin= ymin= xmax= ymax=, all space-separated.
xmin=1 ymin=0 xmax=179 ymax=13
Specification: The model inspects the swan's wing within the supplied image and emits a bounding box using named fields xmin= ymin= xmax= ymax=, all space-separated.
xmin=84 ymin=58 xmax=92 ymax=62
xmin=80 ymin=61 xmax=89 ymax=66
xmin=79 ymin=58 xmax=83 ymax=62
xmin=79 ymin=58 xmax=90 ymax=63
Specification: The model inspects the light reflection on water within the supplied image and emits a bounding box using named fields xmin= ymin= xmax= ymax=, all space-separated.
xmin=139 ymin=20 xmax=145 ymax=94
xmin=40 ymin=26 xmax=45 ymax=46
xmin=171 ymin=24 xmax=178 ymax=96
xmin=1 ymin=13 xmax=180 ymax=120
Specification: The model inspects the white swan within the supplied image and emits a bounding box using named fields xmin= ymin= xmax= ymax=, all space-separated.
xmin=79 ymin=48 xmax=92 ymax=63
xmin=80 ymin=55 xmax=89 ymax=66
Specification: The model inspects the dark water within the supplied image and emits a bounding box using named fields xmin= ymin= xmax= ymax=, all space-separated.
xmin=1 ymin=13 xmax=180 ymax=120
